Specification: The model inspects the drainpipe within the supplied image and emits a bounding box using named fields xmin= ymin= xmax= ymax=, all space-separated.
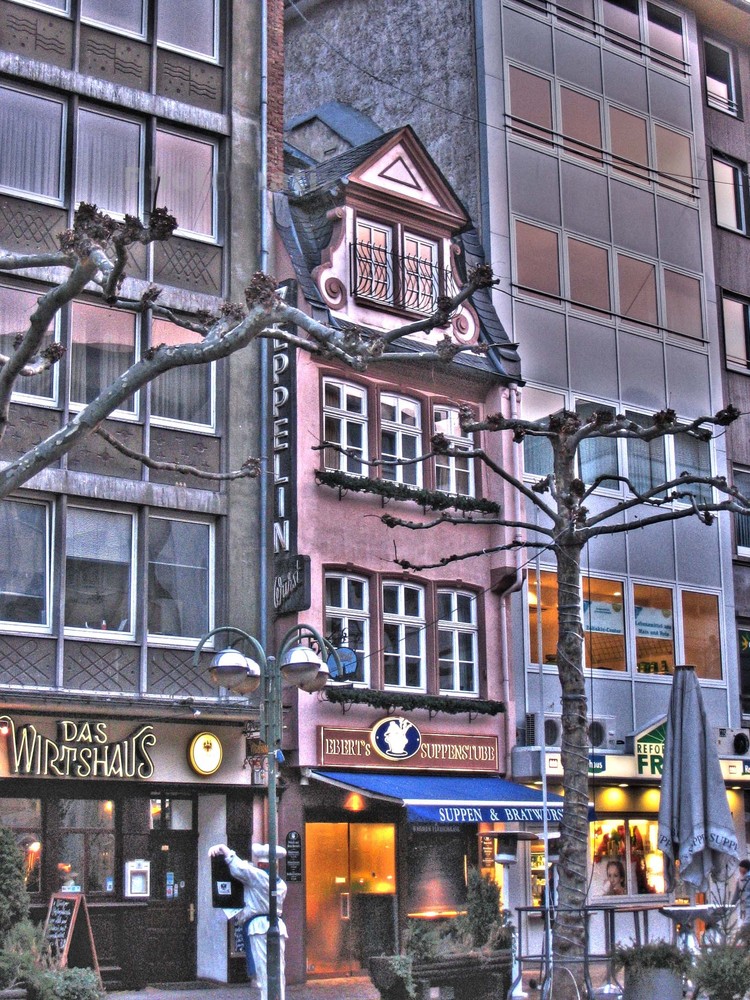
xmin=498 ymin=382 xmax=524 ymax=775
xmin=259 ymin=0 xmax=271 ymax=646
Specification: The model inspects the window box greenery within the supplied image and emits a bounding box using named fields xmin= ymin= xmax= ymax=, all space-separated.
xmin=615 ymin=940 xmax=692 ymax=1000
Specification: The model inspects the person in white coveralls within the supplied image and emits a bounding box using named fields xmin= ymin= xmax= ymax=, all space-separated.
xmin=208 ymin=842 xmax=288 ymax=1000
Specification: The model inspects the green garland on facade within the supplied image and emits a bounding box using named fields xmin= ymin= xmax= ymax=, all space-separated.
xmin=315 ymin=469 xmax=502 ymax=515
xmin=323 ymin=685 xmax=505 ymax=716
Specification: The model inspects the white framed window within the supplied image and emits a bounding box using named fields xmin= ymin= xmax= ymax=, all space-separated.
xmin=76 ymin=109 xmax=144 ymax=218
xmin=81 ymin=0 xmax=146 ymax=37
xmin=623 ymin=409 xmax=667 ymax=496
xmin=380 ymin=393 xmax=422 ymax=487
xmin=437 ymin=589 xmax=478 ymax=694
xmin=64 ymin=507 xmax=136 ymax=636
xmin=0 ymin=86 xmax=65 ymax=204
xmin=705 ymin=40 xmax=739 ymax=116
xmin=325 ymin=572 xmax=370 ymax=685
xmin=672 ymin=430 xmax=712 ymax=505
xmin=0 ymin=284 xmax=59 ymax=405
xmin=156 ymin=0 xmax=219 ymax=61
xmin=433 ymin=405 xmax=474 ymax=496
xmin=0 ymin=499 xmax=51 ymax=631
xmin=10 ymin=0 xmax=69 ymax=10
xmin=322 ymin=379 xmax=368 ymax=475
xmin=520 ymin=386 xmax=565 ymax=479
xmin=155 ymin=129 xmax=217 ymax=240
xmin=646 ymin=3 xmax=683 ymax=66
xmin=355 ymin=219 xmax=393 ymax=305
xmin=150 ymin=318 xmax=215 ymax=429
xmin=382 ymin=581 xmax=425 ymax=689
xmin=712 ymin=155 xmax=747 ymax=233
xmin=69 ymin=301 xmax=139 ymax=418
xmin=723 ymin=293 xmax=750 ymax=370
xmin=403 ymin=233 xmax=439 ymax=313
xmin=147 ymin=516 xmax=213 ymax=642
xmin=734 ymin=470 xmax=750 ymax=557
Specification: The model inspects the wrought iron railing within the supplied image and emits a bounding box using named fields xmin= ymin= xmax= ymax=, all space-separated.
xmin=351 ymin=241 xmax=448 ymax=314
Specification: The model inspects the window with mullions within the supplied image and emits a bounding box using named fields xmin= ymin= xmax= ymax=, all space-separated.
xmin=438 ymin=590 xmax=478 ymax=694
xmin=568 ymin=239 xmax=611 ymax=315
xmin=355 ymin=220 xmax=393 ymax=304
xmin=79 ymin=0 xmax=218 ymax=60
xmin=325 ymin=573 xmax=369 ymax=685
xmin=722 ymin=293 xmax=750 ymax=370
xmin=646 ymin=4 xmax=683 ymax=65
xmin=634 ymin=583 xmax=674 ymax=674
xmin=81 ymin=0 xmax=145 ymax=35
xmin=682 ymin=590 xmax=721 ymax=680
xmin=150 ymin=318 xmax=214 ymax=427
xmin=64 ymin=507 xmax=135 ymax=634
xmin=75 ymin=109 xmax=143 ymax=217
xmin=713 ymin=155 xmax=748 ymax=233
xmin=617 ymin=255 xmax=658 ymax=328
xmin=591 ymin=818 xmax=665 ymax=897
xmin=0 ymin=284 xmax=58 ymax=402
xmin=380 ymin=393 xmax=422 ymax=487
xmin=382 ymin=581 xmax=425 ymax=689
xmin=322 ymin=379 xmax=368 ymax=475
xmin=147 ymin=516 xmax=212 ymax=640
xmin=624 ymin=410 xmax=667 ymax=496
xmin=735 ymin=471 xmax=750 ymax=556
xmin=654 ymin=125 xmax=693 ymax=198
xmin=403 ymin=234 xmax=439 ymax=314
xmin=155 ymin=129 xmax=216 ymax=239
xmin=515 ymin=221 xmax=560 ymax=302
xmin=508 ymin=67 xmax=553 ymax=144
xmin=520 ymin=386 xmax=565 ymax=479
xmin=57 ymin=799 xmax=115 ymax=894
xmin=609 ymin=107 xmax=650 ymax=185
xmin=576 ymin=401 xmax=618 ymax=487
xmin=705 ymin=40 xmax=739 ymax=116
xmin=664 ymin=270 xmax=703 ymax=340
xmin=0 ymin=499 xmax=50 ymax=629
xmin=433 ymin=406 xmax=475 ymax=497
xmin=560 ymin=87 xmax=602 ymax=164
xmin=583 ymin=576 xmax=626 ymax=671
xmin=0 ymin=798 xmax=42 ymax=894
xmin=673 ymin=430 xmax=712 ymax=504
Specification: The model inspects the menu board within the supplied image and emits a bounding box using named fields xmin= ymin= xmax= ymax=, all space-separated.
xmin=43 ymin=894 xmax=100 ymax=978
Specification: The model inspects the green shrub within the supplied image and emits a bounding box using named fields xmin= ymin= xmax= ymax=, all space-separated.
xmin=0 ymin=826 xmax=30 ymax=945
xmin=0 ymin=920 xmax=52 ymax=989
xmin=615 ymin=940 xmax=692 ymax=977
xmin=26 ymin=967 xmax=105 ymax=1000
xmin=693 ymin=945 xmax=750 ymax=1000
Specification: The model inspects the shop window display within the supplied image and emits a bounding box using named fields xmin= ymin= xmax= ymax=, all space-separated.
xmin=591 ymin=818 xmax=665 ymax=897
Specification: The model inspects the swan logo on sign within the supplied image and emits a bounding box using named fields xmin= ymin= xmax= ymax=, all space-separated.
xmin=371 ymin=717 xmax=421 ymax=761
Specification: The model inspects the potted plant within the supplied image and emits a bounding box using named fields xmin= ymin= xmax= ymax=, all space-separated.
xmin=693 ymin=944 xmax=750 ymax=1000
xmin=614 ymin=940 xmax=692 ymax=1000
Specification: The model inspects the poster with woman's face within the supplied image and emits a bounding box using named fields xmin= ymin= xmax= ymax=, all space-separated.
xmin=592 ymin=858 xmax=633 ymax=897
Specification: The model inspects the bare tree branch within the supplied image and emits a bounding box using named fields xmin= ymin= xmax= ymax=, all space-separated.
xmin=95 ymin=426 xmax=261 ymax=481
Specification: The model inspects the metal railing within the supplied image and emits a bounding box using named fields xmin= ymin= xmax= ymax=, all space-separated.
xmin=351 ymin=241 xmax=448 ymax=315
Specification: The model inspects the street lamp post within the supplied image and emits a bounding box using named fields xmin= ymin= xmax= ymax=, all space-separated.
xmin=193 ymin=624 xmax=337 ymax=1000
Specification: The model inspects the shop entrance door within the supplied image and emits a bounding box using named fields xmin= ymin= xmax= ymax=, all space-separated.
xmin=145 ymin=829 xmax=197 ymax=982
xmin=305 ymin=822 xmax=396 ymax=976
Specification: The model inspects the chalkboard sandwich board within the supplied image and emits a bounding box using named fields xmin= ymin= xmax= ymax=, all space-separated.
xmin=43 ymin=893 xmax=100 ymax=980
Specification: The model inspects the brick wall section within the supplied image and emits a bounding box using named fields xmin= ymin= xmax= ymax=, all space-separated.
xmin=267 ymin=0 xmax=285 ymax=191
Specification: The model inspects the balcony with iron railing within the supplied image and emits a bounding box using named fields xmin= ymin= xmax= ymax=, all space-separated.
xmin=350 ymin=241 xmax=455 ymax=315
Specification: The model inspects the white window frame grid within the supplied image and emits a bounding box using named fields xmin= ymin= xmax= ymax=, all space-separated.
xmin=704 ymin=39 xmax=739 ymax=116
xmin=527 ymin=569 xmax=724 ymax=681
xmin=148 ymin=316 xmax=217 ymax=432
xmin=63 ymin=505 xmax=138 ymax=640
xmin=321 ymin=378 xmax=369 ymax=476
xmin=146 ymin=514 xmax=215 ymax=646
xmin=155 ymin=0 xmax=221 ymax=64
xmin=80 ymin=0 xmax=148 ymax=42
xmin=0 ymin=498 xmax=53 ymax=634
xmin=437 ymin=589 xmax=479 ymax=695
xmin=712 ymin=154 xmax=748 ymax=234
xmin=355 ymin=219 xmax=394 ymax=305
xmin=0 ymin=284 xmax=61 ymax=408
xmin=380 ymin=393 xmax=423 ymax=487
xmin=402 ymin=232 xmax=439 ymax=314
xmin=67 ymin=302 xmax=141 ymax=422
xmin=0 ymin=84 xmax=67 ymax=207
xmin=734 ymin=470 xmax=750 ymax=558
xmin=74 ymin=106 xmax=146 ymax=221
xmin=324 ymin=572 xmax=370 ymax=686
xmin=574 ymin=398 xmax=620 ymax=492
xmin=382 ymin=581 xmax=426 ymax=690
xmin=433 ymin=405 xmax=475 ymax=497
xmin=5 ymin=0 xmax=70 ymax=16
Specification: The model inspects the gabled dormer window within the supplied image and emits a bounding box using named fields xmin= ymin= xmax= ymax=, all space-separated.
xmin=353 ymin=218 xmax=439 ymax=315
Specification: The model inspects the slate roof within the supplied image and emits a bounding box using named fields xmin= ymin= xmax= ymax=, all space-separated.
xmin=286 ymin=101 xmax=383 ymax=149
xmin=275 ymin=130 xmax=522 ymax=381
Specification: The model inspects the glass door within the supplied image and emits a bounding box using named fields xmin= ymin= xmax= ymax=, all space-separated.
xmin=305 ymin=822 xmax=396 ymax=976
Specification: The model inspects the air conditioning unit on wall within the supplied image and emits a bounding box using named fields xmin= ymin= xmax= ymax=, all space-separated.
xmin=715 ymin=727 xmax=750 ymax=756
xmin=524 ymin=712 xmax=624 ymax=753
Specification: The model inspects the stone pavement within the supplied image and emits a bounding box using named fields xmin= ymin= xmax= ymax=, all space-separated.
xmin=109 ymin=976 xmax=380 ymax=1000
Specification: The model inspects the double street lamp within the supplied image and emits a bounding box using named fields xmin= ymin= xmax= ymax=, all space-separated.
xmin=192 ymin=624 xmax=339 ymax=1000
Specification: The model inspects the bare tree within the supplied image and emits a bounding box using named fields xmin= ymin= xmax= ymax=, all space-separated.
xmin=0 ymin=203 xmax=494 ymax=498
xmin=317 ymin=402 xmax=750 ymax=990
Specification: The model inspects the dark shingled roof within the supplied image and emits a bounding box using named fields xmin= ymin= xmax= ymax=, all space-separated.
xmin=286 ymin=101 xmax=383 ymax=150
xmin=276 ymin=131 xmax=522 ymax=381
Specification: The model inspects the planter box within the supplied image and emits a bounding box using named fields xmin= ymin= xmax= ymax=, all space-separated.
xmin=370 ymin=950 xmax=512 ymax=1000
xmin=623 ymin=967 xmax=683 ymax=1000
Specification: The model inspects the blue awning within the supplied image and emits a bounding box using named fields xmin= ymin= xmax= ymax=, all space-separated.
xmin=312 ymin=770 xmax=564 ymax=824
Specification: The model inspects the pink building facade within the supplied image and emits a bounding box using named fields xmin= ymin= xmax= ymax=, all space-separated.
xmin=268 ymin=125 xmax=531 ymax=983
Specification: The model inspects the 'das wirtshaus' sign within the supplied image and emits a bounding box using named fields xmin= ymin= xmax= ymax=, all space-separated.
xmin=1 ymin=717 xmax=156 ymax=779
